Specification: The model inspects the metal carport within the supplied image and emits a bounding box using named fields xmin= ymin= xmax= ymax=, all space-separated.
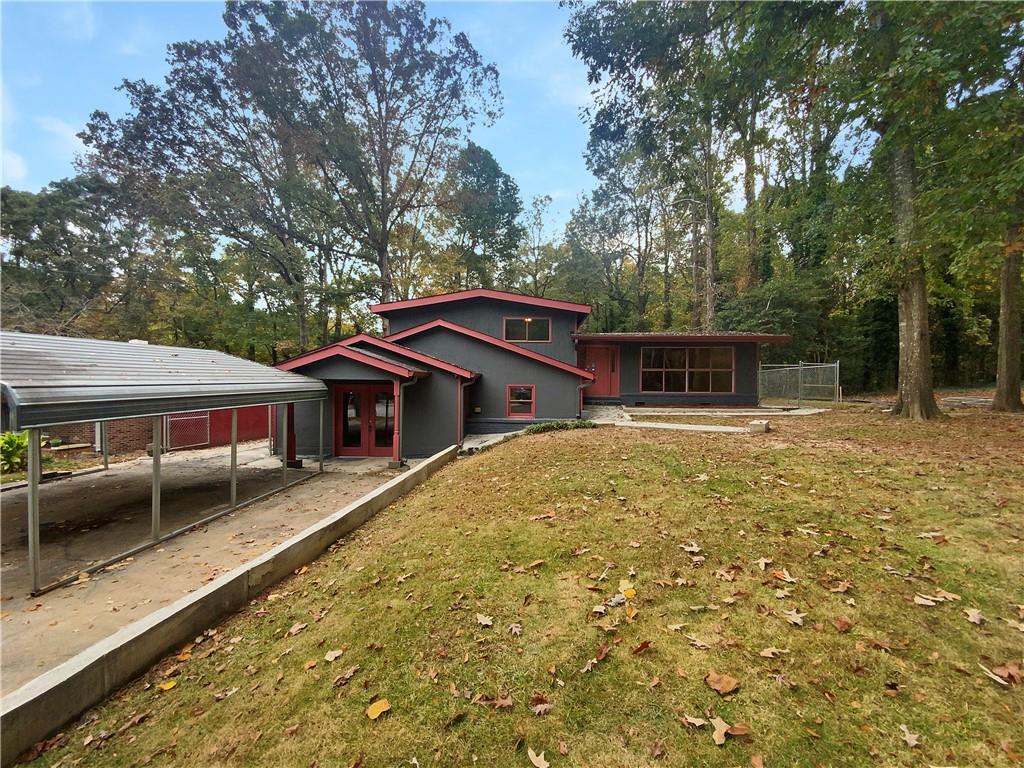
xmin=0 ymin=331 xmax=327 ymax=594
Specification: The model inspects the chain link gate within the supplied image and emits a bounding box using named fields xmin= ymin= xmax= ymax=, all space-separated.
xmin=759 ymin=362 xmax=840 ymax=405
xmin=165 ymin=411 xmax=211 ymax=450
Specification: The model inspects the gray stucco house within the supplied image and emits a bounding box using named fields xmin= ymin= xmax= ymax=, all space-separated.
xmin=278 ymin=288 xmax=789 ymax=463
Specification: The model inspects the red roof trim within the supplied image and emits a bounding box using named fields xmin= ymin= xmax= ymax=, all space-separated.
xmin=386 ymin=319 xmax=595 ymax=380
xmin=575 ymin=333 xmax=792 ymax=344
xmin=339 ymin=334 xmax=477 ymax=380
xmin=276 ymin=343 xmax=425 ymax=379
xmin=371 ymin=288 xmax=591 ymax=316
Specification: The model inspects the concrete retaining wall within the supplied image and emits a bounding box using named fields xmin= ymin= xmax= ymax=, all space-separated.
xmin=0 ymin=445 xmax=458 ymax=766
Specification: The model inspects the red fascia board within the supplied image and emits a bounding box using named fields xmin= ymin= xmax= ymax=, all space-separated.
xmin=370 ymin=288 xmax=591 ymax=317
xmin=276 ymin=343 xmax=424 ymax=379
xmin=575 ymin=334 xmax=792 ymax=344
xmin=386 ymin=319 xmax=595 ymax=380
xmin=339 ymin=334 xmax=477 ymax=380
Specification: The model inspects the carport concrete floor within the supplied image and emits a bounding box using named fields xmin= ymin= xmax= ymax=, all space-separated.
xmin=0 ymin=442 xmax=419 ymax=693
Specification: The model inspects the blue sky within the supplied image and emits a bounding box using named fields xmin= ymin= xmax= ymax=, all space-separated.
xmin=1 ymin=1 xmax=596 ymax=231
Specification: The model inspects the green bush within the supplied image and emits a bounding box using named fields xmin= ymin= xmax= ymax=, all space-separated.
xmin=1 ymin=431 xmax=30 ymax=473
xmin=522 ymin=419 xmax=598 ymax=435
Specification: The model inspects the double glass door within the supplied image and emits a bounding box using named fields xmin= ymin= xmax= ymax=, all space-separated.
xmin=335 ymin=384 xmax=395 ymax=457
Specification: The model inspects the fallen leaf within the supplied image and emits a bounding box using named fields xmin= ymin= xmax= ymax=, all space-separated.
xmin=476 ymin=613 xmax=493 ymax=628
xmin=751 ymin=755 xmax=765 ymax=768
xmin=286 ymin=622 xmax=308 ymax=636
xmin=156 ymin=680 xmax=177 ymax=691
xmin=530 ymin=693 xmax=553 ymax=716
xmin=755 ymin=557 xmax=773 ymax=571
xmin=829 ymin=581 xmax=852 ymax=593
xmin=772 ymin=568 xmax=797 ymax=583
xmin=964 ymin=608 xmax=986 ymax=625
xmin=711 ymin=716 xmax=730 ymax=746
xmin=649 ymin=738 xmax=666 ymax=758
xmin=783 ymin=608 xmax=806 ymax=626
xmin=324 ymin=648 xmax=345 ymax=662
xmin=631 ymin=640 xmax=652 ymax=655
xmin=832 ymin=618 xmax=854 ymax=633
xmin=913 ymin=594 xmax=937 ymax=607
xmin=303 ymin=659 xmax=317 ymax=671
xmin=705 ymin=669 xmax=740 ymax=696
xmin=681 ymin=714 xmax=708 ymax=728
xmin=366 ymin=699 xmax=391 ymax=720
xmin=333 ymin=665 xmax=359 ymax=687
xmin=990 ymin=661 xmax=1022 ymax=685
xmin=898 ymin=724 xmax=919 ymax=748
xmin=527 ymin=748 xmax=549 ymax=768
xmin=685 ymin=634 xmax=711 ymax=650
xmin=727 ymin=723 xmax=752 ymax=738
xmin=509 ymin=623 xmax=523 ymax=636
xmin=759 ymin=647 xmax=789 ymax=658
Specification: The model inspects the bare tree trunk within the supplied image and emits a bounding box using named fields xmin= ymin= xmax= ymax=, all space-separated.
xmin=993 ymin=226 xmax=1023 ymax=411
xmin=294 ymin=283 xmax=309 ymax=352
xmin=889 ymin=143 xmax=941 ymax=420
xmin=703 ymin=197 xmax=717 ymax=333
xmin=742 ymin=141 xmax=759 ymax=291
xmin=377 ymin=242 xmax=394 ymax=303
xmin=690 ymin=209 xmax=702 ymax=330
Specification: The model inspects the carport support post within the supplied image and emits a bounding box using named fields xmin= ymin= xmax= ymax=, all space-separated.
xmin=281 ymin=403 xmax=288 ymax=485
xmin=27 ymin=428 xmax=41 ymax=594
xmin=151 ymin=417 xmax=161 ymax=541
xmin=318 ymin=399 xmax=324 ymax=473
xmin=101 ymin=421 xmax=109 ymax=471
xmin=230 ymin=408 xmax=238 ymax=507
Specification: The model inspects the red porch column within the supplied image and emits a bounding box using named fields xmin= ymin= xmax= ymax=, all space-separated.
xmin=392 ymin=381 xmax=401 ymax=464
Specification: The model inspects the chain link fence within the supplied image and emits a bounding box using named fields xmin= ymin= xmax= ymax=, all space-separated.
xmin=759 ymin=362 xmax=840 ymax=405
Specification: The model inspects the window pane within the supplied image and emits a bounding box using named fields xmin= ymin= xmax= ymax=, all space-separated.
xmin=664 ymin=348 xmax=686 ymax=369
xmin=689 ymin=348 xmax=711 ymax=369
xmin=688 ymin=370 xmax=710 ymax=392
xmin=504 ymin=318 xmax=527 ymax=340
xmin=710 ymin=371 xmax=732 ymax=392
xmin=342 ymin=392 xmax=361 ymax=448
xmin=509 ymin=386 xmax=533 ymax=402
xmin=526 ymin=318 xmax=550 ymax=341
xmin=642 ymin=348 xmax=663 ymax=368
xmin=665 ymin=371 xmax=687 ymax=392
xmin=374 ymin=392 xmax=394 ymax=447
xmin=509 ymin=401 xmax=533 ymax=414
xmin=641 ymin=370 xmax=663 ymax=391
xmin=710 ymin=348 xmax=732 ymax=369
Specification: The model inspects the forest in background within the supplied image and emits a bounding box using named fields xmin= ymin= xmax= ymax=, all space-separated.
xmin=1 ymin=1 xmax=1021 ymax=415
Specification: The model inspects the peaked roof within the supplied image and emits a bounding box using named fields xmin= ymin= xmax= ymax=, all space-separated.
xmin=340 ymin=334 xmax=477 ymax=379
xmin=0 ymin=331 xmax=326 ymax=430
xmin=276 ymin=342 xmax=429 ymax=379
xmin=575 ymin=332 xmax=792 ymax=343
xmin=370 ymin=288 xmax=592 ymax=318
xmin=385 ymin=319 xmax=594 ymax=380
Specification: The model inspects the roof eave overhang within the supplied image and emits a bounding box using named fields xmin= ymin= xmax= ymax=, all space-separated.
xmin=370 ymin=288 xmax=592 ymax=318
xmin=340 ymin=334 xmax=477 ymax=379
xmin=574 ymin=334 xmax=792 ymax=344
xmin=277 ymin=344 xmax=424 ymax=379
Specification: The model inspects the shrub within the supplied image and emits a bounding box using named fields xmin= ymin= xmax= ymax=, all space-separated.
xmin=1 ymin=431 xmax=30 ymax=473
xmin=523 ymin=419 xmax=598 ymax=435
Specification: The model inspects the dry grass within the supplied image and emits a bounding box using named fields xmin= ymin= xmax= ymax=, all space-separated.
xmin=26 ymin=410 xmax=1024 ymax=767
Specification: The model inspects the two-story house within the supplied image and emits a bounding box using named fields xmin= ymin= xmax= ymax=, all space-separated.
xmin=277 ymin=288 xmax=789 ymax=465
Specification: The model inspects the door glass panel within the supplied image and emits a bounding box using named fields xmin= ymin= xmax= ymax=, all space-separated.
xmin=374 ymin=392 xmax=394 ymax=448
xmin=342 ymin=392 xmax=362 ymax=448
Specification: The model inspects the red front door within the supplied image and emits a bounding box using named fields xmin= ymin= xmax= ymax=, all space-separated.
xmin=334 ymin=384 xmax=395 ymax=457
xmin=582 ymin=345 xmax=620 ymax=397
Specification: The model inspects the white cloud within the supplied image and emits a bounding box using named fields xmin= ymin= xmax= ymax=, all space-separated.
xmin=506 ymin=34 xmax=595 ymax=112
xmin=2 ymin=149 xmax=28 ymax=185
xmin=118 ymin=19 xmax=153 ymax=56
xmin=35 ymin=115 xmax=86 ymax=159
xmin=56 ymin=1 xmax=98 ymax=41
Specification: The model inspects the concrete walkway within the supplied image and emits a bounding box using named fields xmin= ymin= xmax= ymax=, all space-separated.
xmin=1 ymin=450 xmax=418 ymax=692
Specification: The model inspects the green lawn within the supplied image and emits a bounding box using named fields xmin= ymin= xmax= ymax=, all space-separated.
xmin=25 ymin=410 xmax=1024 ymax=767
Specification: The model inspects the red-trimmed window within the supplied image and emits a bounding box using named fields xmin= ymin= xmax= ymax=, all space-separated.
xmin=640 ymin=347 xmax=734 ymax=393
xmin=507 ymin=384 xmax=536 ymax=418
xmin=503 ymin=317 xmax=550 ymax=342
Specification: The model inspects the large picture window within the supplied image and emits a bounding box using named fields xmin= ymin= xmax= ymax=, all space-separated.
xmin=640 ymin=347 xmax=733 ymax=393
xmin=504 ymin=317 xmax=550 ymax=342
xmin=507 ymin=384 xmax=536 ymax=418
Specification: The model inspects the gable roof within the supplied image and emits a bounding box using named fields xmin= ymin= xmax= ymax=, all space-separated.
xmin=385 ymin=319 xmax=594 ymax=380
xmin=575 ymin=332 xmax=792 ymax=343
xmin=370 ymin=288 xmax=592 ymax=319
xmin=276 ymin=342 xmax=429 ymax=379
xmin=340 ymin=334 xmax=477 ymax=380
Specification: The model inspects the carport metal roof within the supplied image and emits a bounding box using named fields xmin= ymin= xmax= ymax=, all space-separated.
xmin=0 ymin=331 xmax=327 ymax=430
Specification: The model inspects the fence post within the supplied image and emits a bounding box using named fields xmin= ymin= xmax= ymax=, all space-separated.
xmin=835 ymin=360 xmax=840 ymax=403
xmin=798 ymin=361 xmax=804 ymax=407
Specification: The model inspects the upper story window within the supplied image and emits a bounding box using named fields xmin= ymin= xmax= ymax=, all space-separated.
xmin=640 ymin=347 xmax=734 ymax=393
xmin=503 ymin=317 xmax=550 ymax=342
